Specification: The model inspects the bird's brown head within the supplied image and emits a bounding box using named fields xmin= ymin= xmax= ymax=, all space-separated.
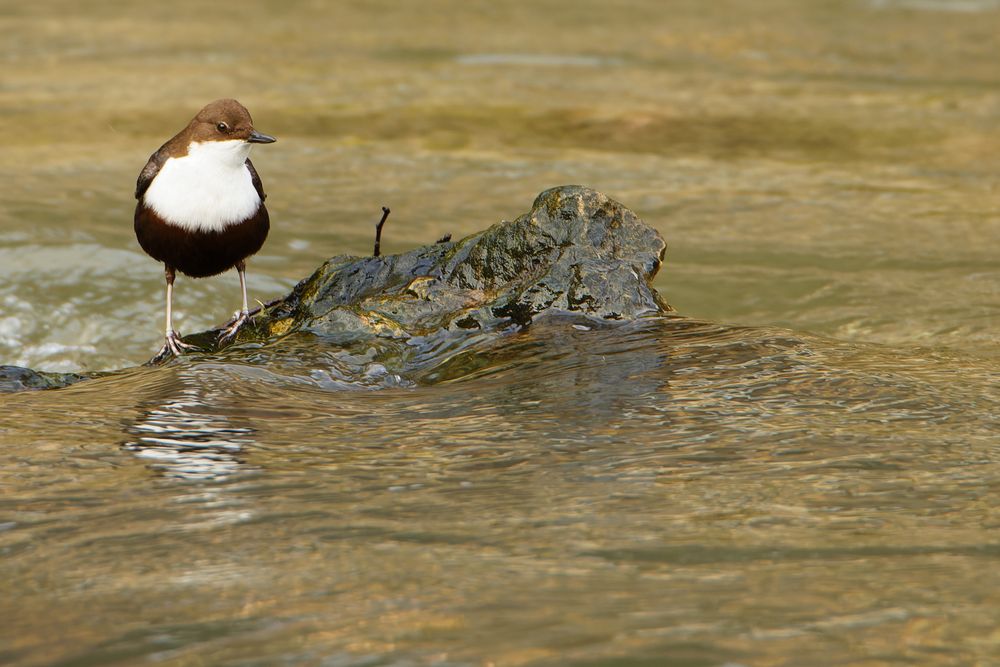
xmin=186 ymin=98 xmax=276 ymax=145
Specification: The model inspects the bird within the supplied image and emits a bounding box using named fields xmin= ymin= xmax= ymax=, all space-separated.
xmin=134 ymin=98 xmax=276 ymax=359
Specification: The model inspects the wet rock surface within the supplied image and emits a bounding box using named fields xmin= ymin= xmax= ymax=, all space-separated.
xmin=199 ymin=185 xmax=670 ymax=345
xmin=0 ymin=365 xmax=86 ymax=392
xmin=1 ymin=186 xmax=670 ymax=392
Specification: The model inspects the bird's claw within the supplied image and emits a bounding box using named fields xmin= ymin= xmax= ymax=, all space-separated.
xmin=151 ymin=330 xmax=197 ymax=363
xmin=218 ymin=310 xmax=250 ymax=343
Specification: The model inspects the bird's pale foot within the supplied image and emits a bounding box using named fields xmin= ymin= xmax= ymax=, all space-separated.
xmin=218 ymin=310 xmax=250 ymax=343
xmin=151 ymin=330 xmax=197 ymax=363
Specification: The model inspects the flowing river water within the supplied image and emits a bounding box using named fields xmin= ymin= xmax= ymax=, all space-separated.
xmin=1 ymin=1 xmax=998 ymax=665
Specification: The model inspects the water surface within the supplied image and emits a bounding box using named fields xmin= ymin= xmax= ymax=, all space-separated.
xmin=1 ymin=1 xmax=998 ymax=665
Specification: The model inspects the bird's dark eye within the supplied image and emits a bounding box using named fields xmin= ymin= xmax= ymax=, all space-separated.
xmin=216 ymin=122 xmax=229 ymax=133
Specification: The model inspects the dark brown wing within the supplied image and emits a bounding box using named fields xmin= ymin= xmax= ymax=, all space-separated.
xmin=246 ymin=158 xmax=266 ymax=202
xmin=135 ymin=146 xmax=169 ymax=200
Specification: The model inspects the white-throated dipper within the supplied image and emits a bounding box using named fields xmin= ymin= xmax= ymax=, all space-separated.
xmin=134 ymin=98 xmax=276 ymax=358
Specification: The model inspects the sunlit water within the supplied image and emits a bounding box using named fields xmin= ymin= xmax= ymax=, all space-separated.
xmin=1 ymin=1 xmax=999 ymax=665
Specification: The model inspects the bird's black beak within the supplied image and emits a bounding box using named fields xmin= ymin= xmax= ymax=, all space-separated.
xmin=248 ymin=130 xmax=276 ymax=144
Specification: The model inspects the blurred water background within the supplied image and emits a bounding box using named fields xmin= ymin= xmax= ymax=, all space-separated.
xmin=1 ymin=1 xmax=998 ymax=665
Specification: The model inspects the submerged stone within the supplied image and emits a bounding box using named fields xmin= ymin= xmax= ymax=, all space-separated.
xmin=0 ymin=365 xmax=86 ymax=392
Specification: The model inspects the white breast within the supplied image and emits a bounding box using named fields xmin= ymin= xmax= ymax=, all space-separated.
xmin=143 ymin=140 xmax=261 ymax=233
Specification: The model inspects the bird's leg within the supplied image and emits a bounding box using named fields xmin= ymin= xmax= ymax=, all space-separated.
xmin=219 ymin=260 xmax=251 ymax=342
xmin=155 ymin=265 xmax=196 ymax=359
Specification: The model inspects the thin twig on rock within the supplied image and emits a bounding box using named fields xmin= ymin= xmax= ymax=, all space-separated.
xmin=373 ymin=207 xmax=391 ymax=257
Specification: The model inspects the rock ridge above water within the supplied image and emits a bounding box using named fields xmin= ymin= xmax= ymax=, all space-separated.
xmin=1 ymin=185 xmax=671 ymax=392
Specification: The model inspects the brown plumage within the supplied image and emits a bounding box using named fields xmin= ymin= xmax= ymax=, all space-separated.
xmin=134 ymin=204 xmax=270 ymax=279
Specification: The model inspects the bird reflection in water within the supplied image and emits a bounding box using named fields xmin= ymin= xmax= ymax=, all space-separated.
xmin=123 ymin=369 xmax=257 ymax=481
